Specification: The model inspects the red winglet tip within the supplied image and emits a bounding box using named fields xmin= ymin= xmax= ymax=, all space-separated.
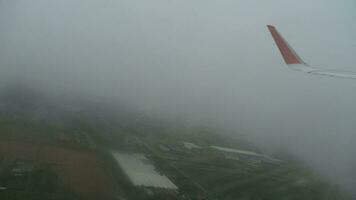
xmin=267 ymin=25 xmax=303 ymax=65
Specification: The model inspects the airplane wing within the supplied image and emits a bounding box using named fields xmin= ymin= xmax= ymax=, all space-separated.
xmin=267 ymin=25 xmax=356 ymax=80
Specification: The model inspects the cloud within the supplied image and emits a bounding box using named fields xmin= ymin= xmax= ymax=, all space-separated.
xmin=0 ymin=0 xmax=355 ymax=194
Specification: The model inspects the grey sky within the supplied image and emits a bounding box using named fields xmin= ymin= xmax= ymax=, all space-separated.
xmin=0 ymin=0 xmax=355 ymax=194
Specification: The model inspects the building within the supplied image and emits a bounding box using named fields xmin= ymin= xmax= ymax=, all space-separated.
xmin=111 ymin=151 xmax=178 ymax=198
xmin=183 ymin=142 xmax=201 ymax=150
xmin=210 ymin=146 xmax=281 ymax=164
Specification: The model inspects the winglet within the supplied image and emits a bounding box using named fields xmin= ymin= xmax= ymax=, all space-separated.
xmin=267 ymin=25 xmax=305 ymax=65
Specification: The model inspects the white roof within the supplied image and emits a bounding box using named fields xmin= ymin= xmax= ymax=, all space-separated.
xmin=211 ymin=146 xmax=281 ymax=163
xmin=183 ymin=142 xmax=201 ymax=150
xmin=111 ymin=151 xmax=178 ymax=190
xmin=210 ymin=146 xmax=261 ymax=157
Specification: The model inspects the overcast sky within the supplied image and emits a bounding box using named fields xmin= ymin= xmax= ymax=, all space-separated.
xmin=0 ymin=0 xmax=355 ymax=194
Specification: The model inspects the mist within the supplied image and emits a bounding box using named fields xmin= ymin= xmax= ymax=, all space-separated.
xmin=0 ymin=0 xmax=356 ymax=195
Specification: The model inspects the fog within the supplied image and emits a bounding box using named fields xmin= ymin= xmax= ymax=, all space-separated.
xmin=0 ymin=0 xmax=356 ymax=194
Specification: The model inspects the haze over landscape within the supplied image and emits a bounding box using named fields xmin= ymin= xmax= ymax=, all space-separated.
xmin=0 ymin=0 xmax=355 ymax=198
